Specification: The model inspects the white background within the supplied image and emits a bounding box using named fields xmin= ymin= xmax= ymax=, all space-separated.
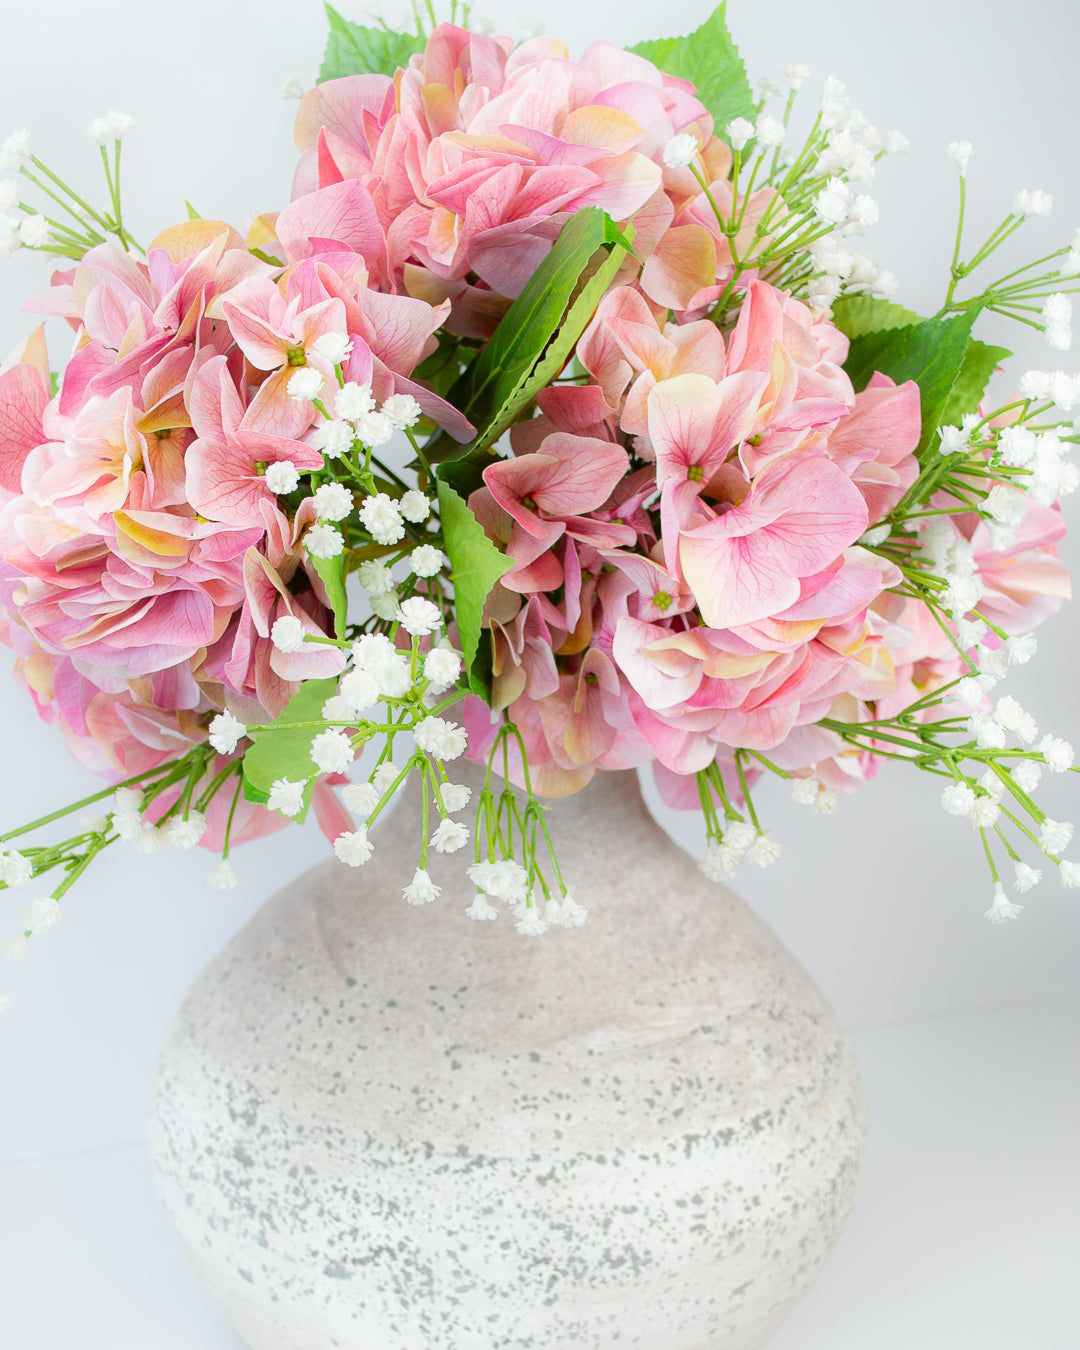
xmin=0 ymin=0 xmax=1078 ymax=1342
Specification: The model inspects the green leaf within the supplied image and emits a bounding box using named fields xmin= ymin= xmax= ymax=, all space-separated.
xmin=844 ymin=312 xmax=977 ymax=456
xmin=941 ymin=339 xmax=1012 ymax=426
xmin=436 ymin=479 xmax=515 ymax=698
xmin=312 ymin=553 xmax=348 ymax=640
xmin=482 ymin=224 xmax=634 ymax=451
xmin=425 ymin=208 xmax=631 ymax=465
xmin=184 ymin=200 xmax=201 ymax=221
xmin=831 ymin=295 xmax=921 ymax=339
xmin=241 ymin=677 xmax=339 ymax=820
xmin=629 ymin=5 xmax=754 ymax=143
xmin=320 ymin=4 xmax=421 ymax=81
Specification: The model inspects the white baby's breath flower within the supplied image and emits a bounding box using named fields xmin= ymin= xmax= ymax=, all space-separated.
xmin=207 ymin=859 xmax=240 ymax=890
xmin=1039 ymin=734 xmax=1075 ymax=773
xmin=208 ymin=710 xmax=247 ymax=756
xmin=468 ymin=859 xmax=528 ymax=902
xmin=280 ymin=75 xmax=305 ymax=100
xmin=699 ymin=842 xmax=742 ymax=881
xmin=1005 ymin=634 xmax=1038 ymax=666
xmin=791 ymin=777 xmax=820 ymax=806
xmin=132 ymin=825 xmax=165 ymax=854
xmin=286 ymin=367 xmax=323 ymax=402
xmin=342 ymin=781 xmax=380 ymax=818
xmin=338 ymin=667 xmax=380 ymax=714
xmin=267 ymin=778 xmax=307 ymax=817
xmin=372 ymin=652 xmax=411 ymax=697
xmin=725 ymin=117 xmax=755 ymax=151
xmin=305 ymin=522 xmax=344 ymax=558
xmin=371 ymin=763 xmax=402 ymax=794
xmin=1014 ymin=188 xmax=1053 ymax=217
xmin=1058 ymin=859 xmax=1080 ymax=889
xmin=313 ymin=481 xmax=353 ymax=522
xmin=264 ymin=460 xmax=299 ymax=494
xmin=0 ymin=850 xmax=33 ymax=890
xmin=440 ymin=782 xmax=471 ymax=813
xmin=941 ymin=782 xmax=976 ymax=816
xmin=358 ymin=493 xmax=404 ymax=545
xmin=399 ymin=490 xmax=431 ymax=523
xmin=21 ymin=897 xmax=61 ymax=936
xmin=165 ymin=812 xmax=207 ymax=849
xmin=746 ymin=832 xmax=781 ymax=868
xmin=938 ymin=425 xmax=968 ymax=455
xmin=79 ymin=813 xmax=110 ymax=833
xmin=1013 ymin=861 xmax=1042 ymax=893
xmin=310 ymin=729 xmax=355 ymax=774
xmin=403 ymin=867 xmax=440 ymax=905
xmin=312 ymin=332 xmax=352 ymax=366
xmin=271 ymin=614 xmax=307 ymax=653
xmin=662 ymin=132 xmax=699 ymax=169
xmin=782 ymin=64 xmax=810 ymax=89
xmin=947 ymin=140 xmax=974 ymax=175
xmin=414 ymin=715 xmax=466 ymax=760
xmin=398 ymin=596 xmax=443 ymax=636
xmin=814 ymin=789 xmax=840 ymax=816
xmin=410 ymin=545 xmax=444 ymax=578
xmin=970 ymin=713 xmax=1007 ymax=750
xmin=357 ymin=560 xmax=394 ymax=595
xmin=755 ymin=116 xmax=786 ymax=150
xmin=967 ymin=796 xmax=1000 ymax=829
xmin=334 ymin=827 xmax=374 ymax=866
xmin=814 ymin=177 xmax=852 ymax=225
xmin=465 ymin=893 xmax=499 ymax=920
xmin=18 ymin=215 xmax=51 ymax=248
xmin=381 ymin=393 xmax=422 ymax=429
xmin=0 ymin=130 xmax=31 ymax=170
xmin=514 ymin=904 xmax=549 ymax=936
xmin=431 ymin=818 xmax=468 ymax=854
xmin=1012 ymin=760 xmax=1042 ymax=794
xmin=984 ymin=883 xmax=1022 ymax=923
xmin=885 ymin=130 xmax=910 ymax=155
xmin=335 ymin=381 xmax=375 ymax=420
xmin=1039 ymin=818 xmax=1074 ymax=856
xmin=310 ymin=419 xmax=353 ymax=458
xmin=1 ymin=936 xmax=29 ymax=962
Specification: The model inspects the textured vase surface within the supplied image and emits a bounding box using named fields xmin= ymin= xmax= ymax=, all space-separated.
xmin=148 ymin=767 xmax=866 ymax=1350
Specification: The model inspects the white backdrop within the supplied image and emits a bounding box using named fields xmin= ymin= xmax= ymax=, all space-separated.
xmin=1 ymin=0 xmax=1078 ymax=1163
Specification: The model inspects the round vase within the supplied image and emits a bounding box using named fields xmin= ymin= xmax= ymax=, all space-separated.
xmin=148 ymin=767 xmax=866 ymax=1350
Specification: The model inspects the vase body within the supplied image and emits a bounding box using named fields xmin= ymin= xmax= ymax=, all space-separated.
xmin=148 ymin=768 xmax=866 ymax=1350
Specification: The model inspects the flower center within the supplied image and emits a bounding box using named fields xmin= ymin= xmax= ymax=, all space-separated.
xmin=286 ymin=346 xmax=307 ymax=366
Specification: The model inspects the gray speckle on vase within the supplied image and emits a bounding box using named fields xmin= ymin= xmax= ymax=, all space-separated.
xmin=148 ymin=766 xmax=866 ymax=1350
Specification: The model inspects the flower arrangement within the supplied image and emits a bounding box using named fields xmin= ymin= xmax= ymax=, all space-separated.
xmin=1 ymin=1 xmax=1078 ymax=1001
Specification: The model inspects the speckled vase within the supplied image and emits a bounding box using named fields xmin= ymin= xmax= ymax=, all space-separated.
xmin=148 ymin=766 xmax=866 ymax=1350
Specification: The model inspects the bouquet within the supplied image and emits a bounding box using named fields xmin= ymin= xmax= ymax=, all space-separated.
xmin=1 ymin=2 xmax=1077 ymax=1004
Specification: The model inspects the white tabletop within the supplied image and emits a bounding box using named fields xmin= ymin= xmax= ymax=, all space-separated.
xmin=1 ymin=996 xmax=1077 ymax=1349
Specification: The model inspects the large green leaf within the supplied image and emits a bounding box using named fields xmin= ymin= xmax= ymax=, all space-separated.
xmin=312 ymin=552 xmax=348 ymax=640
xmin=436 ymin=479 xmax=515 ymax=698
xmin=320 ymin=4 xmax=421 ymax=81
xmin=427 ymin=207 xmax=628 ymax=462
xmin=629 ymin=5 xmax=754 ymax=143
xmin=831 ymin=295 xmax=921 ymax=339
xmin=941 ymin=338 xmax=1012 ymax=426
xmin=844 ymin=312 xmax=976 ymax=456
xmin=242 ymin=677 xmax=340 ymax=819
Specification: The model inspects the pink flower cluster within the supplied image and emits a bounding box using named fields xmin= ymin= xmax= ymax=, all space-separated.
xmin=290 ymin=22 xmax=746 ymax=334
xmin=0 ymin=218 xmax=456 ymax=843
xmin=463 ymin=277 xmax=1067 ymax=800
